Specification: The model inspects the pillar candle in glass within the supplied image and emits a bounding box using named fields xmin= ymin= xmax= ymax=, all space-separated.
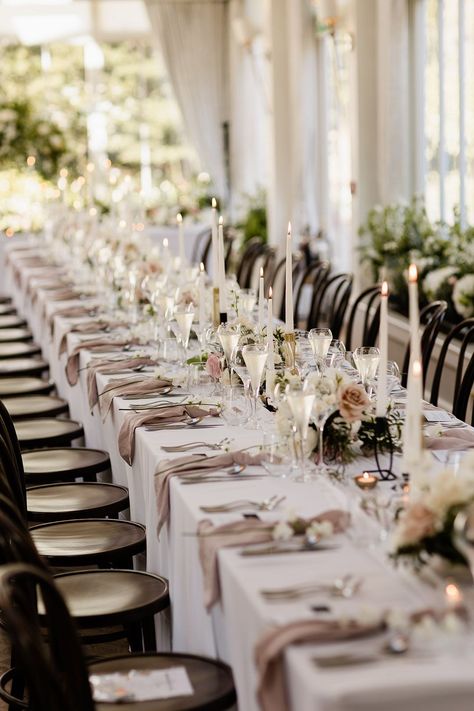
xmin=285 ymin=222 xmax=294 ymax=332
xmin=218 ymin=216 xmax=227 ymax=316
xmin=376 ymin=281 xmax=389 ymax=416
xmin=258 ymin=266 xmax=265 ymax=330
xmin=211 ymin=197 xmax=218 ymax=287
xmin=177 ymin=212 xmax=185 ymax=265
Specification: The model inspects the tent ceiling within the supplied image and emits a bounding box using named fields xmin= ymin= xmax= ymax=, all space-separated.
xmin=0 ymin=0 xmax=151 ymax=45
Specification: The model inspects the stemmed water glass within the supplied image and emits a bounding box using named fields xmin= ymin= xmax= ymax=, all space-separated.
xmin=294 ymin=331 xmax=314 ymax=378
xmin=312 ymin=397 xmax=337 ymax=477
xmin=218 ymin=323 xmax=241 ymax=388
xmin=242 ymin=343 xmax=268 ymax=429
xmin=327 ymin=339 xmax=346 ymax=369
xmin=285 ymin=380 xmax=316 ymax=482
xmin=309 ymin=328 xmax=333 ymax=372
xmin=353 ymin=346 xmax=380 ymax=396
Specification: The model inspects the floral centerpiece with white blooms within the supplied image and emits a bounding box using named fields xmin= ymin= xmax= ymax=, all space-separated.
xmin=391 ymin=455 xmax=474 ymax=571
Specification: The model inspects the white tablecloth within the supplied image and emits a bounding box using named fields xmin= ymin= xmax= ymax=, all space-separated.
xmin=6 ymin=241 xmax=474 ymax=711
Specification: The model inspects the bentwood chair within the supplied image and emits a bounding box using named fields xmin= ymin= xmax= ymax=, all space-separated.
xmin=308 ymin=272 xmax=353 ymax=338
xmin=0 ymin=342 xmax=42 ymax=359
xmin=293 ymin=260 xmax=330 ymax=331
xmin=191 ymin=227 xmax=212 ymax=265
xmin=0 ymin=491 xmax=169 ymax=654
xmin=0 ymin=303 xmax=16 ymax=316
xmin=2 ymin=394 xmax=69 ymax=420
xmin=0 ymin=563 xmax=236 ymax=711
xmin=0 ymin=315 xmax=27 ymax=329
xmin=0 ymin=377 xmax=55 ymax=398
xmin=430 ymin=317 xmax=474 ymax=424
xmin=0 ymin=328 xmax=33 ymax=343
xmin=345 ymin=285 xmax=381 ymax=351
xmin=235 ymin=237 xmax=267 ymax=289
xmin=401 ymin=300 xmax=448 ymax=389
xmin=0 ymin=357 xmax=49 ymax=379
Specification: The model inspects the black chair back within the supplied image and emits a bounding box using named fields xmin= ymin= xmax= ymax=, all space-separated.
xmin=401 ymin=300 xmax=448 ymax=389
xmin=235 ymin=238 xmax=266 ymax=289
xmin=0 ymin=563 xmax=94 ymax=711
xmin=308 ymin=273 xmax=353 ymax=338
xmin=191 ymin=227 xmax=211 ymax=265
xmin=430 ymin=318 xmax=474 ymax=423
xmin=294 ymin=261 xmax=330 ymax=330
xmin=345 ymin=285 xmax=381 ymax=351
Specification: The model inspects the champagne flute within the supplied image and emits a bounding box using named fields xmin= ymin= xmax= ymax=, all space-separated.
xmin=174 ymin=305 xmax=195 ymax=365
xmin=285 ymin=380 xmax=315 ymax=482
xmin=353 ymin=346 xmax=380 ymax=396
xmin=309 ymin=328 xmax=332 ymax=372
xmin=312 ymin=399 xmax=337 ymax=477
xmin=218 ymin=323 xmax=241 ymax=388
xmin=242 ymin=343 xmax=268 ymax=428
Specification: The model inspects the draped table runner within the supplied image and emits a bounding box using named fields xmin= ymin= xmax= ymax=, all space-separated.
xmin=6 ymin=240 xmax=474 ymax=711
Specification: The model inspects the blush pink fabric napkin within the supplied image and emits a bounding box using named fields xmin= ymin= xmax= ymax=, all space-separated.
xmin=255 ymin=618 xmax=384 ymax=711
xmin=95 ymin=373 xmax=170 ymax=419
xmin=426 ymin=428 xmax=474 ymax=450
xmin=48 ymin=305 xmax=98 ymax=335
xmin=59 ymin=320 xmax=124 ymax=356
xmin=119 ymin=404 xmax=220 ymax=466
xmin=65 ymin=339 xmax=136 ymax=386
xmin=155 ymin=450 xmax=264 ymax=539
xmin=198 ymin=509 xmax=350 ymax=610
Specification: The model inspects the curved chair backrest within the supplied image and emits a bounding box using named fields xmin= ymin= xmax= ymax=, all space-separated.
xmin=0 ymin=400 xmax=27 ymax=515
xmin=199 ymin=232 xmax=213 ymax=273
xmin=0 ymin=433 xmax=27 ymax=519
xmin=0 ymin=492 xmax=44 ymax=568
xmin=275 ymin=255 xmax=304 ymax=323
xmin=191 ymin=227 xmax=211 ymax=265
xmin=401 ymin=300 xmax=448 ymax=389
xmin=0 ymin=563 xmax=94 ymax=711
xmin=308 ymin=273 xmax=353 ymax=338
xmin=345 ymin=285 xmax=381 ymax=351
xmin=430 ymin=318 xmax=474 ymax=421
xmin=236 ymin=238 xmax=267 ymax=289
xmin=294 ymin=261 xmax=330 ymax=331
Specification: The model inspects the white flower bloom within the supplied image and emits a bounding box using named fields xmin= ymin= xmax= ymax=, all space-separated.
xmin=423 ymin=266 xmax=457 ymax=299
xmin=306 ymin=520 xmax=333 ymax=539
xmin=272 ymin=521 xmax=294 ymax=541
xmin=453 ymin=274 xmax=474 ymax=317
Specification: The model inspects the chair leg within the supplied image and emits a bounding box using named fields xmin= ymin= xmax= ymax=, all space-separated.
xmin=9 ymin=648 xmax=25 ymax=711
xmin=125 ymin=624 xmax=143 ymax=653
xmin=142 ymin=617 xmax=157 ymax=652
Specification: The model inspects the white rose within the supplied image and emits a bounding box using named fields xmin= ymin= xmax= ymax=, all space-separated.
xmin=272 ymin=521 xmax=294 ymax=541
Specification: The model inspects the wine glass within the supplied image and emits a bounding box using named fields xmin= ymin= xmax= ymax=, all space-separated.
xmin=242 ymin=343 xmax=268 ymax=429
xmin=174 ymin=305 xmax=195 ymax=365
xmin=353 ymin=346 xmax=380 ymax=396
xmin=327 ymin=339 xmax=346 ymax=368
xmin=218 ymin=323 xmax=241 ymax=388
xmin=309 ymin=328 xmax=332 ymax=372
xmin=312 ymin=396 xmax=337 ymax=477
xmin=238 ymin=288 xmax=257 ymax=317
xmin=285 ymin=380 xmax=316 ymax=482
xmin=294 ymin=331 xmax=314 ymax=378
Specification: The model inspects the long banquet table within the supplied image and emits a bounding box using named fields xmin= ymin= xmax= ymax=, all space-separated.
xmin=6 ymin=240 xmax=474 ymax=711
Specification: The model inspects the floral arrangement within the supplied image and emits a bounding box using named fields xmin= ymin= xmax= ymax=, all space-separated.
xmin=359 ymin=196 xmax=474 ymax=319
xmin=391 ymin=454 xmax=474 ymax=570
xmin=272 ymin=513 xmax=334 ymax=543
xmin=358 ymin=406 xmax=403 ymax=456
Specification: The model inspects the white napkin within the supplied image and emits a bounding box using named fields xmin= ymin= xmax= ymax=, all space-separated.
xmin=90 ymin=667 xmax=193 ymax=702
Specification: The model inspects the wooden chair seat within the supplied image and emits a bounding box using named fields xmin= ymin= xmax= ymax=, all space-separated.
xmin=0 ymin=315 xmax=27 ymax=329
xmin=48 ymin=569 xmax=169 ymax=628
xmin=90 ymin=653 xmax=236 ymax=711
xmin=0 ymin=376 xmax=54 ymax=397
xmin=0 ymin=341 xmax=42 ymax=359
xmin=16 ymin=417 xmax=84 ymax=450
xmin=26 ymin=482 xmax=130 ymax=522
xmin=22 ymin=446 xmax=110 ymax=484
xmin=0 ymin=357 xmax=49 ymax=378
xmin=30 ymin=518 xmax=146 ymax=567
xmin=0 ymin=327 xmax=33 ymax=342
xmin=2 ymin=394 xmax=68 ymax=420
xmin=0 ymin=304 xmax=16 ymax=316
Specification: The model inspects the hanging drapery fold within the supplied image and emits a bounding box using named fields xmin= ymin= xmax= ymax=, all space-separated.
xmin=145 ymin=0 xmax=229 ymax=200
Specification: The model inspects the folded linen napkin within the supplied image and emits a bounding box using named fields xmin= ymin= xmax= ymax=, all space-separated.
xmin=48 ymin=288 xmax=80 ymax=302
xmin=198 ymin=509 xmax=350 ymax=610
xmin=48 ymin=305 xmax=98 ymax=334
xmin=155 ymin=450 xmax=265 ymax=540
xmin=59 ymin=320 xmax=124 ymax=356
xmin=65 ymin=339 xmax=136 ymax=386
xmin=255 ymin=618 xmax=384 ymax=711
xmin=426 ymin=427 xmax=474 ymax=451
xmin=94 ymin=373 xmax=169 ymax=419
xmin=120 ymin=405 xmax=220 ymax=466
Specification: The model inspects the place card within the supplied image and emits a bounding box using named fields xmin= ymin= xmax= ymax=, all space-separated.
xmin=90 ymin=666 xmax=194 ymax=703
xmin=423 ymin=410 xmax=454 ymax=423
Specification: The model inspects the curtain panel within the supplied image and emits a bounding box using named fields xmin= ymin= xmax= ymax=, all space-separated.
xmin=145 ymin=0 xmax=229 ymax=199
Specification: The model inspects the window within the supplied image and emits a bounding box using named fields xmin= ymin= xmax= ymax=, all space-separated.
xmin=414 ymin=0 xmax=474 ymax=225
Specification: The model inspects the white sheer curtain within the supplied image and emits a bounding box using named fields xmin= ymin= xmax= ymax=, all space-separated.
xmin=145 ymin=0 xmax=229 ymax=199
xmin=376 ymin=0 xmax=411 ymax=204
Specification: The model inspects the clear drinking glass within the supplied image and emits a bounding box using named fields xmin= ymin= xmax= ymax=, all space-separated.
xmin=285 ymin=380 xmax=316 ymax=482
xmin=174 ymin=305 xmax=195 ymax=365
xmin=327 ymin=339 xmax=346 ymax=368
xmin=309 ymin=328 xmax=333 ymax=372
xmin=220 ymin=385 xmax=252 ymax=426
xmin=261 ymin=432 xmax=292 ymax=478
xmin=242 ymin=343 xmax=268 ymax=429
xmin=218 ymin=323 xmax=241 ymax=388
xmin=353 ymin=346 xmax=380 ymax=396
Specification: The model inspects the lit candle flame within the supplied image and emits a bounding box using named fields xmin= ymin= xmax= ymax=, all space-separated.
xmin=260 ymin=266 xmax=264 ymax=278
xmin=287 ymin=221 xmax=292 ymax=236
xmin=219 ymin=215 xmax=224 ymax=226
xmin=381 ymin=281 xmax=389 ymax=297
xmin=163 ymin=238 xmax=168 ymax=249
xmin=408 ymin=264 xmax=418 ymax=283
xmin=211 ymin=197 xmax=217 ymax=209
xmin=177 ymin=213 xmax=183 ymax=224
xmin=445 ymin=582 xmax=463 ymax=607
xmin=200 ymin=262 xmax=205 ymax=273
xmin=269 ymin=286 xmax=272 ymax=299
xmin=412 ymin=359 xmax=422 ymax=378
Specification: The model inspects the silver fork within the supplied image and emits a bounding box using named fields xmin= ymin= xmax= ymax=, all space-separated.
xmin=162 ymin=438 xmax=231 ymax=453
xmin=260 ymin=575 xmax=360 ymax=601
xmin=200 ymin=494 xmax=286 ymax=513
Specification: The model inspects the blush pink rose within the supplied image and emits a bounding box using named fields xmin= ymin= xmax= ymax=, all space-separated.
xmin=339 ymin=384 xmax=370 ymax=422
xmin=206 ymin=352 xmax=222 ymax=380
xmin=397 ymin=503 xmax=437 ymax=546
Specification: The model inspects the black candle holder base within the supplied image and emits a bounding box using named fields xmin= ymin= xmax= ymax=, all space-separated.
xmin=366 ymin=416 xmax=397 ymax=481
